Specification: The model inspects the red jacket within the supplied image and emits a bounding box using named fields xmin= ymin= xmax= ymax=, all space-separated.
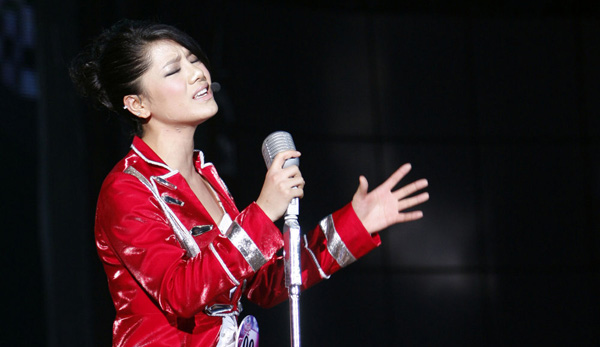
xmin=95 ymin=136 xmax=381 ymax=346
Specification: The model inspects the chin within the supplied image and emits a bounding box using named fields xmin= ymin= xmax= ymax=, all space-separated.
xmin=196 ymin=105 xmax=219 ymax=122
xmin=207 ymin=104 xmax=219 ymax=117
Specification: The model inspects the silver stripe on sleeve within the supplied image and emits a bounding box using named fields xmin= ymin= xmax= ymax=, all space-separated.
xmin=319 ymin=214 xmax=356 ymax=268
xmin=303 ymin=234 xmax=330 ymax=279
xmin=225 ymin=222 xmax=267 ymax=272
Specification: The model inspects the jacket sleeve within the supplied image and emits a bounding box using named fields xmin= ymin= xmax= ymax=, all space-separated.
xmin=96 ymin=172 xmax=283 ymax=318
xmin=244 ymin=203 xmax=381 ymax=308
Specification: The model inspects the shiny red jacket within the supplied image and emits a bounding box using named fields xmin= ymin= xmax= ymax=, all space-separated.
xmin=95 ymin=136 xmax=381 ymax=346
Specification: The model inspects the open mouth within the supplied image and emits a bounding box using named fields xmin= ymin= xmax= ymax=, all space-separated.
xmin=193 ymin=87 xmax=208 ymax=99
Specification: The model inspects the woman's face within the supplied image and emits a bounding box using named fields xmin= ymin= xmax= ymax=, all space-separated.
xmin=138 ymin=40 xmax=218 ymax=129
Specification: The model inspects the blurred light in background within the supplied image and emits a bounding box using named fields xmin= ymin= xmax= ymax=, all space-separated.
xmin=1 ymin=0 xmax=37 ymax=99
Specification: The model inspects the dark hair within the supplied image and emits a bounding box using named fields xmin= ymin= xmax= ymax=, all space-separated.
xmin=69 ymin=19 xmax=210 ymax=136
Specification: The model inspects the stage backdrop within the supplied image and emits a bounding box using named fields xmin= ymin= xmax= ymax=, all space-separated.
xmin=2 ymin=1 xmax=598 ymax=346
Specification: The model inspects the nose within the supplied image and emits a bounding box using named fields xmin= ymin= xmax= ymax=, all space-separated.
xmin=188 ymin=63 xmax=206 ymax=84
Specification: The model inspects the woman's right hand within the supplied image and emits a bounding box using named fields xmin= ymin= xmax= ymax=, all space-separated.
xmin=256 ymin=150 xmax=305 ymax=222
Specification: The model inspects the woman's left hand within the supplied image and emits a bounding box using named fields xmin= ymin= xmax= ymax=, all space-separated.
xmin=351 ymin=163 xmax=429 ymax=235
xmin=256 ymin=150 xmax=304 ymax=222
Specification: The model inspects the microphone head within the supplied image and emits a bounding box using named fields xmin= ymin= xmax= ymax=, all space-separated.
xmin=262 ymin=131 xmax=299 ymax=169
xmin=211 ymin=82 xmax=221 ymax=93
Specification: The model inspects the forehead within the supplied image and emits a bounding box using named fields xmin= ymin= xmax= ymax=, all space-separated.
xmin=146 ymin=40 xmax=190 ymax=65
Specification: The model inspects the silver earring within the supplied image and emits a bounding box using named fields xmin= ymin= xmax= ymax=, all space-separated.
xmin=123 ymin=105 xmax=128 ymax=110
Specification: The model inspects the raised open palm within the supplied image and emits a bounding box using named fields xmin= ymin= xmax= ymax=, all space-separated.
xmin=351 ymin=163 xmax=429 ymax=234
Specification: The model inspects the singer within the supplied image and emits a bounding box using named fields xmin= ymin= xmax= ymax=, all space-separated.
xmin=70 ymin=19 xmax=429 ymax=347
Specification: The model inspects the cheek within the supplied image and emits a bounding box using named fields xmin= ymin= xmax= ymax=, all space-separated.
xmin=162 ymin=81 xmax=187 ymax=98
xmin=144 ymin=77 xmax=186 ymax=103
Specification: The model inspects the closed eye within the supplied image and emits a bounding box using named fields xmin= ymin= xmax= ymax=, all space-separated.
xmin=165 ymin=68 xmax=180 ymax=77
xmin=189 ymin=53 xmax=201 ymax=64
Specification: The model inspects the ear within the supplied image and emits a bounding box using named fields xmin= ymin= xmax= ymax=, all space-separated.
xmin=123 ymin=95 xmax=150 ymax=119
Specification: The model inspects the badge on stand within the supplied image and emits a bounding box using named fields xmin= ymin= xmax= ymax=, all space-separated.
xmin=237 ymin=315 xmax=259 ymax=347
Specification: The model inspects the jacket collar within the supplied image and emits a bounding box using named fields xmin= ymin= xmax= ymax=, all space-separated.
xmin=130 ymin=136 xmax=213 ymax=174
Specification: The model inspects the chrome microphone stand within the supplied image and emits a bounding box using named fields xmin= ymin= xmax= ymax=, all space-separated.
xmin=283 ymin=197 xmax=302 ymax=347
xmin=261 ymin=131 xmax=302 ymax=347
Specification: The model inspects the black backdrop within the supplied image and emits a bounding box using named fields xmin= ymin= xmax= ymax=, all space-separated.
xmin=2 ymin=1 xmax=599 ymax=346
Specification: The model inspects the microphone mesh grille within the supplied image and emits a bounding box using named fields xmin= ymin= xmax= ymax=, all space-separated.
xmin=262 ymin=131 xmax=297 ymax=169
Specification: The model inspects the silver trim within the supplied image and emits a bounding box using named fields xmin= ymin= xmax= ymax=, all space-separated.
xmin=131 ymin=145 xmax=174 ymax=172
xmin=302 ymin=234 xmax=330 ymax=279
xmin=123 ymin=166 xmax=200 ymax=257
xmin=161 ymin=194 xmax=184 ymax=206
xmin=154 ymin=176 xmax=177 ymax=190
xmin=225 ymin=222 xmax=268 ymax=272
xmin=319 ymin=214 xmax=356 ymax=268
xmin=191 ymin=225 xmax=213 ymax=236
xmin=196 ymin=150 xmax=214 ymax=170
xmin=209 ymin=243 xmax=240 ymax=286
xmin=204 ymin=303 xmax=241 ymax=317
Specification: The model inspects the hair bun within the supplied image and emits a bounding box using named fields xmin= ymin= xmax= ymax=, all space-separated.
xmin=69 ymin=40 xmax=114 ymax=111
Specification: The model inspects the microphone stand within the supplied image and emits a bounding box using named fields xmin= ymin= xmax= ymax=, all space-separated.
xmin=283 ymin=197 xmax=301 ymax=347
xmin=261 ymin=130 xmax=302 ymax=346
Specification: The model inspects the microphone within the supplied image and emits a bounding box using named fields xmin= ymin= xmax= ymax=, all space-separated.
xmin=211 ymin=82 xmax=221 ymax=93
xmin=261 ymin=131 xmax=299 ymax=169
xmin=261 ymin=131 xmax=300 ymax=216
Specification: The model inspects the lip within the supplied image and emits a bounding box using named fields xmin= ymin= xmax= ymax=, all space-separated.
xmin=192 ymin=82 xmax=212 ymax=100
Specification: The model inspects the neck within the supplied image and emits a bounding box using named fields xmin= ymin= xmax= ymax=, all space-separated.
xmin=141 ymin=125 xmax=198 ymax=178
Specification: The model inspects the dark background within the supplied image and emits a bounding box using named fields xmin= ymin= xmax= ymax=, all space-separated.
xmin=1 ymin=0 xmax=599 ymax=346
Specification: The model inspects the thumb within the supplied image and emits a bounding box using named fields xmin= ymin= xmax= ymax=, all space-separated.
xmin=354 ymin=175 xmax=369 ymax=199
xmin=270 ymin=150 xmax=300 ymax=170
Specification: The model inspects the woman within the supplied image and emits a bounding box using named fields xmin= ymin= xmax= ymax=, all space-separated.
xmin=70 ymin=19 xmax=429 ymax=347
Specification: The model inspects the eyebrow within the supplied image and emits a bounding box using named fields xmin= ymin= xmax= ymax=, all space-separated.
xmin=163 ymin=54 xmax=181 ymax=69
xmin=162 ymin=51 xmax=194 ymax=69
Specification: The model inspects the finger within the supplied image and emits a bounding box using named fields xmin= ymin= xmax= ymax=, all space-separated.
xmin=270 ymin=150 xmax=301 ymax=169
xmin=291 ymin=187 xmax=304 ymax=199
xmin=394 ymin=178 xmax=428 ymax=200
xmin=281 ymin=164 xmax=302 ymax=178
xmin=398 ymin=192 xmax=429 ymax=211
xmin=381 ymin=163 xmax=412 ymax=190
xmin=288 ymin=176 xmax=305 ymax=190
xmin=397 ymin=210 xmax=424 ymax=223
